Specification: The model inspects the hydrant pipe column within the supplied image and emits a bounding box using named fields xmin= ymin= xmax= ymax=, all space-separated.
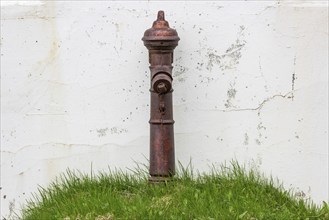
xmin=142 ymin=11 xmax=180 ymax=182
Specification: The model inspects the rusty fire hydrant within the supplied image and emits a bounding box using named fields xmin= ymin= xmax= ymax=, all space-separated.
xmin=142 ymin=11 xmax=180 ymax=183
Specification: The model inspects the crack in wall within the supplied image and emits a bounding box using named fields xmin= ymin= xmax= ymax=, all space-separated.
xmin=223 ymin=91 xmax=293 ymax=115
xmin=196 ymin=90 xmax=294 ymax=114
xmin=0 ymin=138 xmax=147 ymax=155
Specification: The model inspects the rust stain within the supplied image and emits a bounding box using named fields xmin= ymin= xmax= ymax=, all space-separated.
xmin=24 ymin=2 xmax=70 ymax=140
xmin=36 ymin=2 xmax=59 ymax=67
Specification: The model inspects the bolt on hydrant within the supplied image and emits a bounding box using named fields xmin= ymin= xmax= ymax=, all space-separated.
xmin=142 ymin=11 xmax=180 ymax=183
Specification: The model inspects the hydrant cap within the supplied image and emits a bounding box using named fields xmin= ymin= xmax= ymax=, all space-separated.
xmin=142 ymin=11 xmax=180 ymax=42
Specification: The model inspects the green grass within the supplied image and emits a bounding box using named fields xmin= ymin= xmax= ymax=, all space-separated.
xmin=21 ymin=162 xmax=328 ymax=220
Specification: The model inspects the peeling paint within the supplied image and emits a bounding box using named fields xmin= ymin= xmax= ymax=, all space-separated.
xmin=291 ymin=55 xmax=297 ymax=101
xmin=243 ymin=133 xmax=249 ymax=145
xmin=207 ymin=26 xmax=246 ymax=72
xmin=97 ymin=128 xmax=109 ymax=137
xmin=225 ymin=87 xmax=237 ymax=108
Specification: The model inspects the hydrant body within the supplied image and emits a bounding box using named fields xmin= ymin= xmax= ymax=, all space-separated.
xmin=142 ymin=11 xmax=179 ymax=182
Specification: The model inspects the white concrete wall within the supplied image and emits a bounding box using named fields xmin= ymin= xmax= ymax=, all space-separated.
xmin=1 ymin=1 xmax=328 ymax=218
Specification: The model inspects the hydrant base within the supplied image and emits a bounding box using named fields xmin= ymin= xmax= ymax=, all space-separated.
xmin=148 ymin=176 xmax=173 ymax=184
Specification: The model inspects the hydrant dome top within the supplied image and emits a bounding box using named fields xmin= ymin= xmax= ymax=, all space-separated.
xmin=142 ymin=11 xmax=180 ymax=42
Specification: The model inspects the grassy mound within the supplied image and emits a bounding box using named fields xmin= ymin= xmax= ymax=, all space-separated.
xmin=22 ymin=162 xmax=328 ymax=219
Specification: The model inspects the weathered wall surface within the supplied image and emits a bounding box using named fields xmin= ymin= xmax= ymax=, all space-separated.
xmin=1 ymin=1 xmax=328 ymax=218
